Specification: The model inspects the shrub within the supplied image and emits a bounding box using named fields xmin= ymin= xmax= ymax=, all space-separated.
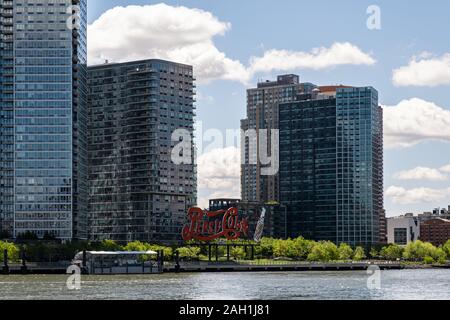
xmin=338 ymin=243 xmax=353 ymax=260
xmin=353 ymin=247 xmax=366 ymax=261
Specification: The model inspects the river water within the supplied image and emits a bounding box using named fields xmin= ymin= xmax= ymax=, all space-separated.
xmin=0 ymin=269 xmax=449 ymax=300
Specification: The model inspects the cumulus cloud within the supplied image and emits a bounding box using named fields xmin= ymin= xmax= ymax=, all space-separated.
xmin=386 ymin=186 xmax=450 ymax=205
xmin=394 ymin=167 xmax=448 ymax=182
xmin=88 ymin=3 xmax=249 ymax=83
xmin=197 ymin=147 xmax=241 ymax=208
xmin=383 ymin=98 xmax=450 ymax=148
xmin=440 ymin=165 xmax=450 ymax=173
xmin=88 ymin=4 xmax=375 ymax=84
xmin=393 ymin=53 xmax=450 ymax=87
xmin=249 ymin=42 xmax=376 ymax=74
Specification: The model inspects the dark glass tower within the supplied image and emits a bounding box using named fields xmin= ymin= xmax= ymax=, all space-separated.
xmin=279 ymin=87 xmax=383 ymax=246
xmin=0 ymin=0 xmax=88 ymax=240
xmin=240 ymin=75 xmax=316 ymax=203
xmin=87 ymin=59 xmax=196 ymax=243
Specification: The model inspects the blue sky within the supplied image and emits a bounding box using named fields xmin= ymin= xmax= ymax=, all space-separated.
xmin=87 ymin=0 xmax=450 ymax=216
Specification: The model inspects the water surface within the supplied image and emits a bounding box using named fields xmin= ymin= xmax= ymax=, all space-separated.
xmin=0 ymin=269 xmax=449 ymax=300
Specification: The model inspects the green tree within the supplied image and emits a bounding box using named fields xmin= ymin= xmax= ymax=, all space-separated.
xmin=177 ymin=247 xmax=201 ymax=260
xmin=100 ymin=239 xmax=123 ymax=251
xmin=307 ymin=241 xmax=339 ymax=262
xmin=380 ymin=244 xmax=404 ymax=260
xmin=353 ymin=247 xmax=366 ymax=261
xmin=256 ymin=238 xmax=275 ymax=258
xmin=272 ymin=239 xmax=288 ymax=258
xmin=230 ymin=246 xmax=246 ymax=260
xmin=403 ymin=240 xmax=446 ymax=264
xmin=292 ymin=237 xmax=315 ymax=260
xmin=369 ymin=248 xmax=379 ymax=259
xmin=423 ymin=256 xmax=434 ymax=265
xmin=0 ymin=241 xmax=20 ymax=262
xmin=442 ymin=239 xmax=450 ymax=259
xmin=338 ymin=243 xmax=353 ymax=261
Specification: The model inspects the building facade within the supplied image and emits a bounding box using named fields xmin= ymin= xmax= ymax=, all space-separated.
xmin=278 ymin=86 xmax=384 ymax=246
xmin=87 ymin=59 xmax=196 ymax=243
xmin=387 ymin=214 xmax=420 ymax=245
xmin=0 ymin=0 xmax=88 ymax=240
xmin=240 ymin=75 xmax=316 ymax=203
xmin=420 ymin=218 xmax=450 ymax=246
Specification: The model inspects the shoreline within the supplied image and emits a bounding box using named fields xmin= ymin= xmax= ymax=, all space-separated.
xmin=2 ymin=261 xmax=449 ymax=275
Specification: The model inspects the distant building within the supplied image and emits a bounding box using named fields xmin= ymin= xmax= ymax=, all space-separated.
xmin=418 ymin=208 xmax=450 ymax=222
xmin=0 ymin=0 xmax=88 ymax=240
xmin=240 ymin=75 xmax=316 ymax=203
xmin=208 ymin=199 xmax=240 ymax=211
xmin=420 ymin=218 xmax=450 ymax=246
xmin=379 ymin=209 xmax=387 ymax=244
xmin=87 ymin=59 xmax=196 ymax=243
xmin=387 ymin=214 xmax=420 ymax=245
xmin=278 ymin=86 xmax=383 ymax=246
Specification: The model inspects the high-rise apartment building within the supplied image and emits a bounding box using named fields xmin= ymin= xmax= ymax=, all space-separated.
xmin=240 ymin=75 xmax=316 ymax=203
xmin=278 ymin=86 xmax=384 ymax=246
xmin=0 ymin=0 xmax=88 ymax=240
xmin=87 ymin=59 xmax=196 ymax=243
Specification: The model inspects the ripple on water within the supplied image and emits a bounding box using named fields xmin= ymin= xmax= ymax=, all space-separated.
xmin=0 ymin=269 xmax=449 ymax=300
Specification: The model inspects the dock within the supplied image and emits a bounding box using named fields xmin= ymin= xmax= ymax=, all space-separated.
xmin=163 ymin=261 xmax=405 ymax=273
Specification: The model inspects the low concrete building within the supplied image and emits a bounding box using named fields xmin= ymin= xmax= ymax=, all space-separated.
xmin=387 ymin=214 xmax=420 ymax=245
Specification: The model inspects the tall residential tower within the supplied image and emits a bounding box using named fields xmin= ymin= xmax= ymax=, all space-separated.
xmin=0 ymin=0 xmax=88 ymax=239
xmin=279 ymin=86 xmax=384 ymax=246
xmin=87 ymin=59 xmax=196 ymax=243
xmin=240 ymin=75 xmax=316 ymax=203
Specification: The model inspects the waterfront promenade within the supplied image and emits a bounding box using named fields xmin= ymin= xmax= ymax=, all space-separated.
xmin=5 ymin=260 xmax=443 ymax=275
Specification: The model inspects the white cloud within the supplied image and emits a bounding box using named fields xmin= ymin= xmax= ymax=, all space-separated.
xmin=197 ymin=147 xmax=241 ymax=208
xmin=393 ymin=53 xmax=450 ymax=87
xmin=249 ymin=42 xmax=376 ymax=74
xmin=383 ymin=98 xmax=450 ymax=148
xmin=440 ymin=165 xmax=450 ymax=173
xmin=394 ymin=167 xmax=448 ymax=181
xmin=196 ymin=91 xmax=214 ymax=103
xmin=88 ymin=3 xmax=249 ymax=84
xmin=88 ymin=4 xmax=375 ymax=84
xmin=386 ymin=186 xmax=450 ymax=205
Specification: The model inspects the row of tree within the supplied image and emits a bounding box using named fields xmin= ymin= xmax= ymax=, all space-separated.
xmin=1 ymin=238 xmax=449 ymax=264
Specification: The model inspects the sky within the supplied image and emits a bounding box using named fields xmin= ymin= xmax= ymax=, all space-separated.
xmin=86 ymin=0 xmax=450 ymax=216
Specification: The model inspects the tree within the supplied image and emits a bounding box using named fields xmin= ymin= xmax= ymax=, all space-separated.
xmin=123 ymin=241 xmax=147 ymax=252
xmin=353 ymin=247 xmax=366 ymax=261
xmin=0 ymin=241 xmax=20 ymax=262
xmin=369 ymin=248 xmax=379 ymax=259
xmin=100 ymin=239 xmax=122 ymax=251
xmin=403 ymin=240 xmax=446 ymax=264
xmin=178 ymin=247 xmax=201 ymax=260
xmin=442 ymin=239 xmax=450 ymax=259
xmin=338 ymin=243 xmax=353 ymax=261
xmin=307 ymin=241 xmax=339 ymax=262
xmin=292 ymin=237 xmax=315 ymax=260
xmin=380 ymin=244 xmax=404 ymax=260
xmin=256 ymin=238 xmax=275 ymax=258
xmin=230 ymin=246 xmax=246 ymax=260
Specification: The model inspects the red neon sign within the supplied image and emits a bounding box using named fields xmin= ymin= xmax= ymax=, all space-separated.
xmin=182 ymin=207 xmax=249 ymax=242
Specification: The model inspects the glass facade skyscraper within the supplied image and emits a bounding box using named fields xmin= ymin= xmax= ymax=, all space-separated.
xmin=0 ymin=0 xmax=88 ymax=240
xmin=87 ymin=59 xmax=196 ymax=243
xmin=241 ymin=75 xmax=316 ymax=203
xmin=279 ymin=86 xmax=384 ymax=246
